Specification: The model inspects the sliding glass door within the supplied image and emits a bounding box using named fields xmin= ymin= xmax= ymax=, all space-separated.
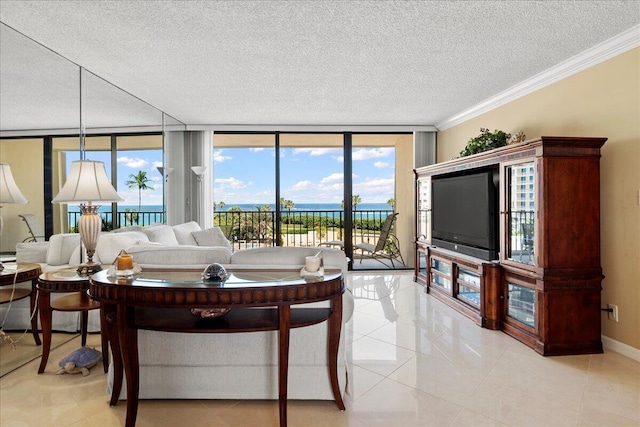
xmin=212 ymin=131 xmax=411 ymax=270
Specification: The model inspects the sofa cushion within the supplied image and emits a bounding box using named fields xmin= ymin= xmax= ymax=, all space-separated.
xmin=172 ymin=221 xmax=201 ymax=245
xmin=96 ymin=231 xmax=150 ymax=265
xmin=126 ymin=245 xmax=233 ymax=267
xmin=46 ymin=233 xmax=83 ymax=266
xmin=191 ymin=227 xmax=231 ymax=249
xmin=230 ymin=247 xmax=348 ymax=272
xmin=15 ymin=241 xmax=50 ymax=264
xmin=142 ymin=224 xmax=179 ymax=246
xmin=111 ymin=225 xmax=144 ymax=233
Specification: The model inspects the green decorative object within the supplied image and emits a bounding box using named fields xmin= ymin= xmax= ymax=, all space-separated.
xmin=458 ymin=128 xmax=511 ymax=157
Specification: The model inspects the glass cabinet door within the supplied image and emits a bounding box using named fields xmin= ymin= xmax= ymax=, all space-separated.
xmin=505 ymin=161 xmax=536 ymax=266
xmin=418 ymin=251 xmax=428 ymax=278
xmin=430 ymin=257 xmax=452 ymax=291
xmin=506 ymin=281 xmax=536 ymax=329
xmin=417 ymin=177 xmax=431 ymax=243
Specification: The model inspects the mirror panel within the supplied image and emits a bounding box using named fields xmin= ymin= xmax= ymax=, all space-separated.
xmin=0 ymin=24 xmax=184 ymax=376
xmin=0 ymin=23 xmax=79 ymax=133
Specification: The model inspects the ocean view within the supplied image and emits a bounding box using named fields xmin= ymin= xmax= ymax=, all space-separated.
xmin=69 ymin=203 xmax=392 ymax=213
xmin=68 ymin=203 xmax=393 ymax=227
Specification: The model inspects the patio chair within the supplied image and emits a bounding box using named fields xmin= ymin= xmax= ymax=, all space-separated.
xmin=317 ymin=240 xmax=344 ymax=249
xmin=520 ymin=222 xmax=534 ymax=262
xmin=354 ymin=213 xmax=405 ymax=268
xmin=19 ymin=214 xmax=45 ymax=242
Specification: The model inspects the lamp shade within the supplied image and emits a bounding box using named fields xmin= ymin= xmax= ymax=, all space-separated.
xmin=0 ymin=163 xmax=28 ymax=204
xmin=52 ymin=160 xmax=123 ymax=204
xmin=191 ymin=166 xmax=206 ymax=176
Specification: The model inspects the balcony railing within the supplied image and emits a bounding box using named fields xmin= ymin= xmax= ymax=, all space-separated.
xmin=215 ymin=209 xmax=393 ymax=251
xmin=66 ymin=209 xmax=393 ymax=252
xmin=67 ymin=211 xmax=165 ymax=232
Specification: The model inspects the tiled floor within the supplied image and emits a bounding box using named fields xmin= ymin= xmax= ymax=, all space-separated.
xmin=1 ymin=271 xmax=638 ymax=426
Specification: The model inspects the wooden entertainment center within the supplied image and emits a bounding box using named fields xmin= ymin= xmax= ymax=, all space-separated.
xmin=414 ymin=136 xmax=606 ymax=356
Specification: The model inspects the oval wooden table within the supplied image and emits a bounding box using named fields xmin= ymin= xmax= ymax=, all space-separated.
xmin=90 ymin=268 xmax=346 ymax=427
xmin=37 ymin=269 xmax=108 ymax=374
xmin=0 ymin=262 xmax=42 ymax=345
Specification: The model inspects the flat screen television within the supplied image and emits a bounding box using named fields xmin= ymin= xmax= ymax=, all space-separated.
xmin=431 ymin=169 xmax=498 ymax=260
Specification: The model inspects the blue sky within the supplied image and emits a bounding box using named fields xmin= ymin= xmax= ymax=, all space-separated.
xmin=79 ymin=146 xmax=395 ymax=206
xmin=213 ymin=147 xmax=396 ymax=205
xmin=77 ymin=149 xmax=165 ymax=206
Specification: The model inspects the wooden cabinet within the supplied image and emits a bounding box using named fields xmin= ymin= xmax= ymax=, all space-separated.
xmin=414 ymin=136 xmax=606 ymax=356
xmin=423 ymin=247 xmax=501 ymax=330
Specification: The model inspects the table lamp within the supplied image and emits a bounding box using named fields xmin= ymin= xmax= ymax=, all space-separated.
xmin=52 ymin=160 xmax=123 ymax=275
xmin=0 ymin=163 xmax=28 ymax=271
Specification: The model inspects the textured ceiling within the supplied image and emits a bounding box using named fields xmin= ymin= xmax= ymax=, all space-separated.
xmin=1 ymin=0 xmax=639 ymax=131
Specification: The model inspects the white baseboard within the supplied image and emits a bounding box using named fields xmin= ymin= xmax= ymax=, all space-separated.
xmin=602 ymin=335 xmax=640 ymax=362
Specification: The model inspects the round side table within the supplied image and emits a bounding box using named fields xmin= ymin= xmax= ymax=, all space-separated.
xmin=37 ymin=269 xmax=108 ymax=374
xmin=0 ymin=262 xmax=42 ymax=345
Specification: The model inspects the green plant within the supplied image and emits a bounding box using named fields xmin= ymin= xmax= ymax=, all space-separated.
xmin=459 ymin=128 xmax=511 ymax=157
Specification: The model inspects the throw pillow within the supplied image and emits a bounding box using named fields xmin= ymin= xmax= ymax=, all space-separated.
xmin=46 ymin=233 xmax=83 ymax=266
xmin=172 ymin=221 xmax=202 ymax=245
xmin=191 ymin=227 xmax=231 ymax=249
xmin=141 ymin=224 xmax=179 ymax=246
xmin=95 ymin=231 xmax=150 ymax=264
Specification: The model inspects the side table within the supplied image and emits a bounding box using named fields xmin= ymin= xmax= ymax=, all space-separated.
xmin=37 ymin=269 xmax=108 ymax=374
xmin=91 ymin=268 xmax=345 ymax=427
xmin=0 ymin=262 xmax=42 ymax=345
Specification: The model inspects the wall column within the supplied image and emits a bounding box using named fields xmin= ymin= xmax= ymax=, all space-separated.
xmin=164 ymin=131 xmax=212 ymax=227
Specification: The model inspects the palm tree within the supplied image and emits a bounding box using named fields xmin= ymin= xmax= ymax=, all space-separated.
xmin=125 ymin=171 xmax=154 ymax=223
xmin=280 ymin=198 xmax=294 ymax=212
xmin=340 ymin=195 xmax=361 ymax=210
xmin=352 ymin=194 xmax=361 ymax=211
xmin=387 ymin=198 xmax=395 ymax=211
xmin=342 ymin=195 xmax=362 ymax=240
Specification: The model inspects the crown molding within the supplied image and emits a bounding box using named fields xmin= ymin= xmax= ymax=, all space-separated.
xmin=436 ymin=25 xmax=640 ymax=131
xmin=186 ymin=124 xmax=437 ymax=133
xmin=0 ymin=125 xmax=164 ymax=137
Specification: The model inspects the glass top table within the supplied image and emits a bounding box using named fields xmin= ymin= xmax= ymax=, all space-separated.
xmin=96 ymin=268 xmax=340 ymax=288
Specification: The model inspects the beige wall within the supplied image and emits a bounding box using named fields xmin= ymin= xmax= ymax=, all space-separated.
xmin=0 ymin=138 xmax=45 ymax=252
xmin=437 ymin=48 xmax=640 ymax=351
xmin=394 ymin=135 xmax=415 ymax=268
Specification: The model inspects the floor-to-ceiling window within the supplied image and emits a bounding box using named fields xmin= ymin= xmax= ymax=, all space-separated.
xmin=211 ymin=134 xmax=276 ymax=248
xmin=115 ymin=134 xmax=164 ymax=227
xmin=279 ymin=134 xmax=344 ymax=248
xmin=212 ymin=131 xmax=411 ymax=270
xmin=52 ymin=133 xmax=163 ymax=233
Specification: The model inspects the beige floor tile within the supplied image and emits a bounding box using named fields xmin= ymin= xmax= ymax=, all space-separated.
xmin=351 ymin=335 xmax=415 ymax=377
xmin=1 ymin=272 xmax=639 ymax=427
xmin=366 ymin=318 xmax=428 ymax=352
xmin=428 ymin=332 xmax=507 ymax=375
xmin=346 ymin=311 xmax=391 ymax=336
xmin=349 ymin=377 xmax=463 ymax=426
xmin=450 ymin=409 xmax=509 ymax=427
xmin=389 ymin=352 xmax=485 ymax=406
xmin=464 ymin=375 xmax=582 ymax=426
xmin=344 ymin=364 xmax=386 ymax=401
xmin=578 ymin=405 xmax=640 ymax=427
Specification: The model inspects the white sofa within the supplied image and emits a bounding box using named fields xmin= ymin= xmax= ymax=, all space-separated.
xmin=113 ymin=245 xmax=353 ymax=401
xmin=12 ymin=222 xmax=354 ymax=402
xmin=8 ymin=221 xmax=229 ymax=332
